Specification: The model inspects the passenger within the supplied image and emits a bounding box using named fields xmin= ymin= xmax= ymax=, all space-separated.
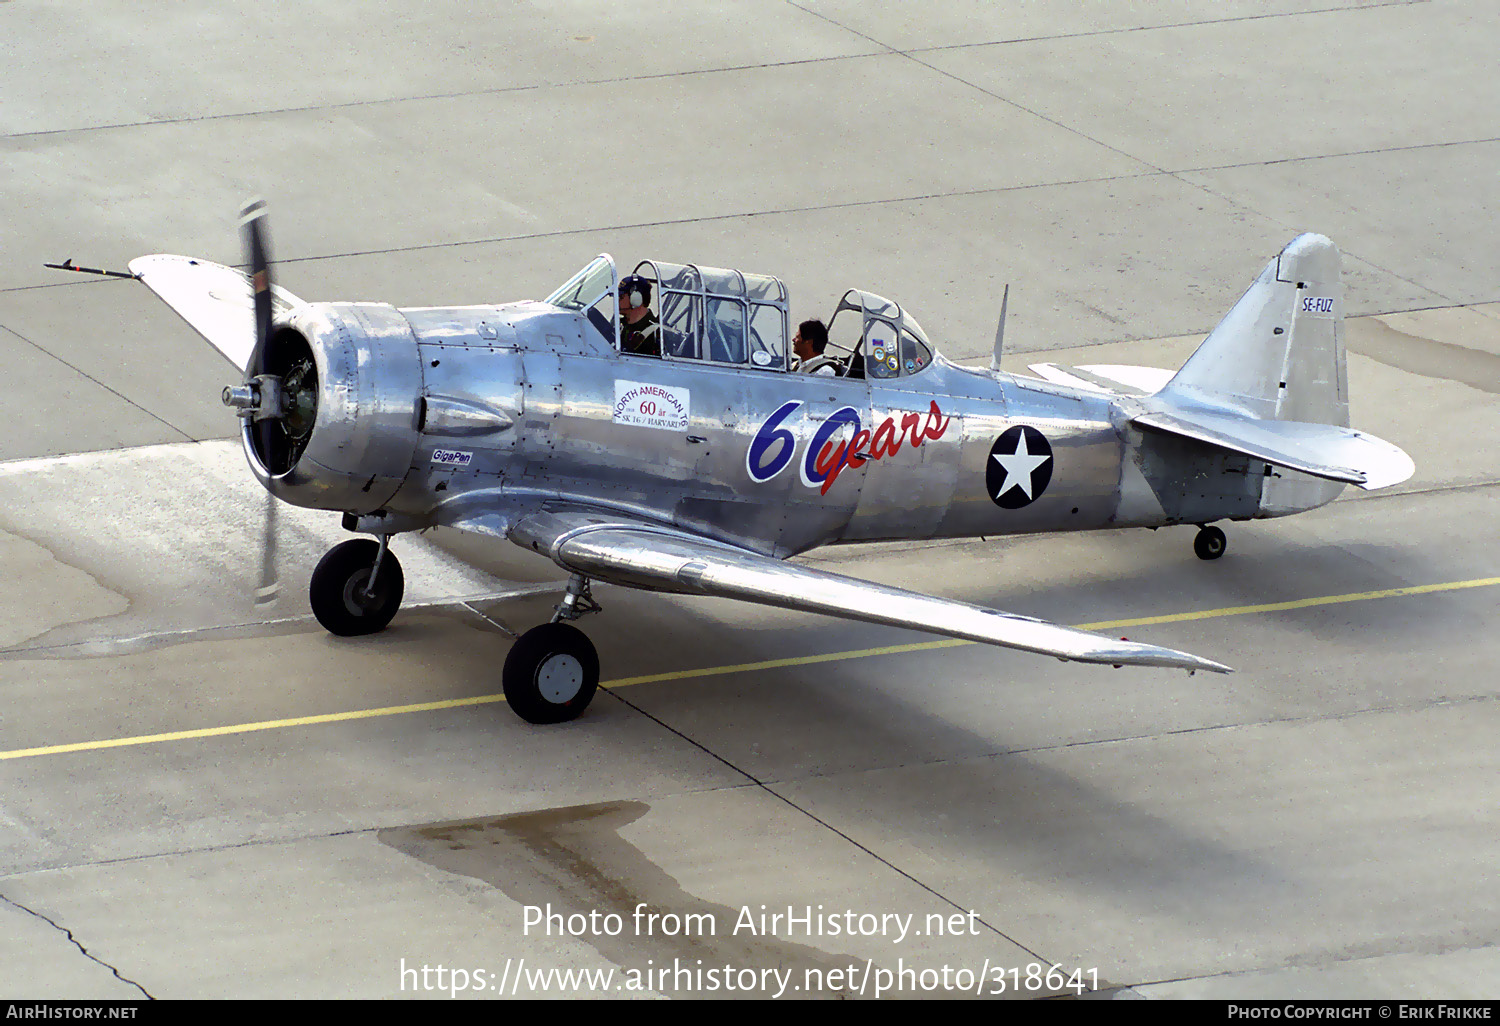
xmin=619 ymin=275 xmax=660 ymax=356
xmin=793 ymin=319 xmax=837 ymax=375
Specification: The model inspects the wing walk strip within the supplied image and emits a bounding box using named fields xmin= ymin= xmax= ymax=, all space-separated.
xmin=3 ymin=575 xmax=1497 ymax=762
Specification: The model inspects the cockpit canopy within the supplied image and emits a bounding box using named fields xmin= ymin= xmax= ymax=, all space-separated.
xmin=633 ymin=260 xmax=789 ymax=369
xmin=825 ymin=289 xmax=934 ymax=380
xmin=543 ymin=255 xmax=933 ymax=378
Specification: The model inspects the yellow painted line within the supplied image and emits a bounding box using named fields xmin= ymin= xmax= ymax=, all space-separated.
xmin=0 ymin=694 xmax=509 ymax=762
xmin=3 ymin=575 xmax=1498 ymax=762
xmin=607 ymin=575 xmax=1500 ymax=684
xmin=1074 ymin=575 xmax=1500 ymax=630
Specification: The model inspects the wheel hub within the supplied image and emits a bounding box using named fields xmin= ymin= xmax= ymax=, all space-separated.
xmin=341 ymin=569 xmax=384 ymax=615
xmin=536 ymin=653 xmax=584 ymax=703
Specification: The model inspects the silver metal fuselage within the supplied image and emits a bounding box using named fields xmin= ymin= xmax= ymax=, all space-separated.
xmin=248 ymin=298 xmax=1332 ymax=557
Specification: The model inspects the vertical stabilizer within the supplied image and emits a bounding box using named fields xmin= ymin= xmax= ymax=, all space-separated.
xmin=1158 ymin=233 xmax=1348 ymax=427
xmin=1153 ymin=233 xmax=1352 ymax=514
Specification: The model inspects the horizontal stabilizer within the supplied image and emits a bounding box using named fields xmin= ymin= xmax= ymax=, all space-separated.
xmin=507 ymin=509 xmax=1230 ymax=673
xmin=1133 ymin=407 xmax=1414 ymax=490
xmin=128 ymin=254 xmax=305 ymax=372
xmin=1028 ymin=363 xmax=1175 ymax=396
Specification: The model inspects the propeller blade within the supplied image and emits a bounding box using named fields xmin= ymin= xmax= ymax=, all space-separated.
xmin=235 ymin=201 xmax=286 ymax=611
xmin=239 ymin=197 xmax=273 ymax=379
xmin=239 ymin=198 xmax=281 ymax=468
xmin=254 ymin=489 xmax=281 ymax=609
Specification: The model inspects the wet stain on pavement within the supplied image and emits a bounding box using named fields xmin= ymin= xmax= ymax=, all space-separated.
xmin=380 ymin=801 xmax=858 ymax=998
xmin=0 ymin=525 xmax=127 ymax=649
xmin=1347 ymin=317 xmax=1500 ymax=394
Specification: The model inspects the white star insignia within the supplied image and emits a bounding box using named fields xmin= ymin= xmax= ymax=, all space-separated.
xmin=992 ymin=432 xmax=1051 ymax=500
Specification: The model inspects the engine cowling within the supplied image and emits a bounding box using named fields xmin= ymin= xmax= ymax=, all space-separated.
xmin=240 ymin=302 xmax=422 ymax=514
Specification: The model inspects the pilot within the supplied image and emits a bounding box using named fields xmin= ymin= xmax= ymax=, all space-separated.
xmin=793 ymin=319 xmax=836 ymax=375
xmin=619 ymin=275 xmax=660 ymax=357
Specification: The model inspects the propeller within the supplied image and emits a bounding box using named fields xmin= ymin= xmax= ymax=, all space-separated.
xmin=240 ymin=199 xmax=281 ymax=610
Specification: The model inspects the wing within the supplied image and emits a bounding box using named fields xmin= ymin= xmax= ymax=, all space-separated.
xmin=128 ymin=254 xmax=305 ymax=372
xmin=504 ymin=509 xmax=1230 ymax=673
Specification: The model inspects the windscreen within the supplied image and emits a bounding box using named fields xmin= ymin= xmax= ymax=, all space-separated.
xmin=545 ymin=256 xmax=615 ymax=310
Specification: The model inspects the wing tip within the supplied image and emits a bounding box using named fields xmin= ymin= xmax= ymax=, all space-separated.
xmin=1144 ymin=653 xmax=1234 ymax=674
xmin=1086 ymin=642 xmax=1234 ymax=674
xmin=1351 ymin=440 xmax=1416 ymax=491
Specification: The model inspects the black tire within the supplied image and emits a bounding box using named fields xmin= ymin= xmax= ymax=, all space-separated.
xmin=1194 ymin=525 xmax=1227 ymax=561
xmin=503 ymin=623 xmax=599 ymax=724
xmin=309 ymin=539 xmax=404 ymax=636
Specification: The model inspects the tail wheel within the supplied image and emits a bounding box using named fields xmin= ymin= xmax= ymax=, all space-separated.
xmin=309 ymin=539 xmax=404 ymax=636
xmin=503 ymin=623 xmax=599 ymax=724
xmin=1194 ymin=525 xmax=1227 ymax=561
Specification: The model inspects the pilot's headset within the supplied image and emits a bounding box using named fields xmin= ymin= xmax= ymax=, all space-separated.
xmin=620 ymin=275 xmax=652 ymax=310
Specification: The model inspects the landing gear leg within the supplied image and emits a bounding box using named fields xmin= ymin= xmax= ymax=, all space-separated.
xmin=551 ymin=573 xmax=600 ymax=623
xmin=1194 ymin=524 xmax=1227 ymax=561
xmin=309 ymin=537 xmax=405 ymax=635
xmin=503 ymin=574 xmax=602 ymax=724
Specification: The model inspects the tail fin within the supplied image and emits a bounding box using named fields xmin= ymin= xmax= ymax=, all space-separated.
xmin=1137 ymin=234 xmax=1413 ymax=514
xmin=1158 ymin=233 xmax=1347 ymax=427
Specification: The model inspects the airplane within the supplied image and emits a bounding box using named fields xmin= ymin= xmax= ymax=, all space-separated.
xmin=61 ymin=203 xmax=1414 ymax=723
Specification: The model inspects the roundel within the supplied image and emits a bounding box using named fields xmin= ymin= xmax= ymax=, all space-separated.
xmin=986 ymin=425 xmax=1054 ymax=509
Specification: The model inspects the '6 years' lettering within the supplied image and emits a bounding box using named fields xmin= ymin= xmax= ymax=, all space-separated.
xmin=746 ymin=400 xmax=951 ymax=495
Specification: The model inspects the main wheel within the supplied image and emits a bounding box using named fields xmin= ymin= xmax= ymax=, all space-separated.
xmin=1194 ymin=525 xmax=1227 ymax=561
xmin=503 ymin=623 xmax=599 ymax=724
xmin=309 ymin=539 xmax=405 ymax=636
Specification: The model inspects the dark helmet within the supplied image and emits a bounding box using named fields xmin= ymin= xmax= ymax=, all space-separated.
xmin=620 ymin=274 xmax=653 ymax=309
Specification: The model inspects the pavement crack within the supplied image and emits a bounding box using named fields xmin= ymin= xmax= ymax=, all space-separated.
xmin=889 ymin=0 xmax=1426 ymax=55
xmin=0 ymin=891 xmax=153 ymax=999
xmin=595 ymin=684 xmax=1049 ymax=964
xmin=1010 ymin=693 xmax=1499 ymax=758
xmin=0 ymin=1 xmax=1422 ymax=145
xmin=761 ymin=694 xmax=1499 ymax=793
xmin=0 ymin=322 xmax=194 ymax=443
xmin=1 ymin=829 xmax=382 ymax=884
xmin=1129 ymin=934 xmax=1500 ymax=994
xmin=786 ymin=0 xmax=1464 ymax=315
xmin=0 ymin=52 xmax=887 ymax=144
